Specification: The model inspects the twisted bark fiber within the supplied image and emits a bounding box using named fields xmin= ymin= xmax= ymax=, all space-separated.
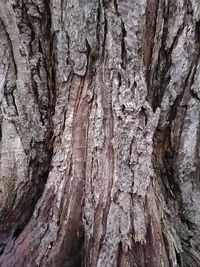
xmin=0 ymin=0 xmax=199 ymax=266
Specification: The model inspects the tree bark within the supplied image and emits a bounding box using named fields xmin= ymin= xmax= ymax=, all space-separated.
xmin=0 ymin=0 xmax=200 ymax=266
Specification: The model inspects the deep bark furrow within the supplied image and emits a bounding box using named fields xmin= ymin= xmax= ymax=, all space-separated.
xmin=0 ymin=0 xmax=200 ymax=266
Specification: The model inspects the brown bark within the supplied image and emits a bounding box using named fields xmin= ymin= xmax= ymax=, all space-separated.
xmin=0 ymin=0 xmax=200 ymax=266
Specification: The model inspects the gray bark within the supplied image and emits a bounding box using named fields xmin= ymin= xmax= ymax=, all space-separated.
xmin=0 ymin=0 xmax=200 ymax=266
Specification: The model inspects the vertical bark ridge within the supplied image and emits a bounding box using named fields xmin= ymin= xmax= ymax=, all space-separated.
xmin=0 ymin=0 xmax=200 ymax=266
xmin=0 ymin=0 xmax=53 ymax=258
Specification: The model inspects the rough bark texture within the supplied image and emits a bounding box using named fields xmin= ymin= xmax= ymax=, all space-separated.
xmin=0 ymin=0 xmax=200 ymax=266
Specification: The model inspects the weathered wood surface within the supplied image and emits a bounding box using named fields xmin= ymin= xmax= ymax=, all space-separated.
xmin=0 ymin=0 xmax=199 ymax=266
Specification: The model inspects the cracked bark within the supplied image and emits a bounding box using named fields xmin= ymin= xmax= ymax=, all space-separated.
xmin=0 ymin=0 xmax=200 ymax=266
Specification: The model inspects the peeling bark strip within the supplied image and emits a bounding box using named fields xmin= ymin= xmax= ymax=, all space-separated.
xmin=0 ymin=0 xmax=200 ymax=266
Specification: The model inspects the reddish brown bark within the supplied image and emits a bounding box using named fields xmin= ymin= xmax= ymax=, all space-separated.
xmin=0 ymin=0 xmax=200 ymax=266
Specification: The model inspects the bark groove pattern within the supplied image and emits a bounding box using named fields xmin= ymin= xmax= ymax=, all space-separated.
xmin=0 ymin=0 xmax=199 ymax=266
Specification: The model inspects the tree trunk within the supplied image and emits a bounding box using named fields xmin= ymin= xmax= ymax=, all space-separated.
xmin=0 ymin=0 xmax=200 ymax=266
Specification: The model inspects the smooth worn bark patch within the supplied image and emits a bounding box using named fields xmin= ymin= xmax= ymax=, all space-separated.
xmin=0 ymin=0 xmax=200 ymax=266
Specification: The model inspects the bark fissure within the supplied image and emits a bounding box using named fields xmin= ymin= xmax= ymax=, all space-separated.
xmin=0 ymin=0 xmax=200 ymax=266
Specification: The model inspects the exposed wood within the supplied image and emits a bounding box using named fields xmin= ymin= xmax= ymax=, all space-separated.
xmin=0 ymin=0 xmax=200 ymax=266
